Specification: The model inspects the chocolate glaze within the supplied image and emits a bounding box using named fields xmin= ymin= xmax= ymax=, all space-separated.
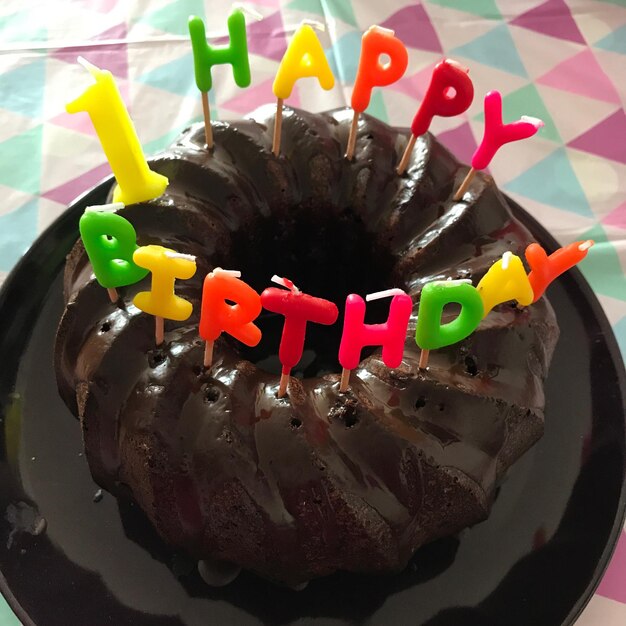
xmin=54 ymin=107 xmax=559 ymax=585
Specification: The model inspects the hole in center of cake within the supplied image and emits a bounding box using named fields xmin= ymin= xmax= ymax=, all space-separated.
xmin=227 ymin=207 xmax=398 ymax=378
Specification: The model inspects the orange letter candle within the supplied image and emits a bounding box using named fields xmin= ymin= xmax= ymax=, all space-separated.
xmin=199 ymin=268 xmax=262 ymax=368
xmin=132 ymin=246 xmax=197 ymax=345
xmin=346 ymin=26 xmax=408 ymax=160
xmin=526 ymin=240 xmax=594 ymax=302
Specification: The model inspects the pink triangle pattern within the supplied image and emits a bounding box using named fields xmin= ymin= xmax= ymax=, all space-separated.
xmin=380 ymin=4 xmax=442 ymax=53
xmin=389 ymin=62 xmax=438 ymax=100
xmin=438 ymin=122 xmax=478 ymax=166
xmin=603 ymin=201 xmax=626 ymax=230
xmin=42 ymin=161 xmax=112 ymax=205
xmin=50 ymin=23 xmax=129 ymax=80
xmin=510 ymin=0 xmax=585 ymax=45
xmin=568 ymin=110 xmax=626 ymax=164
xmin=216 ymin=11 xmax=286 ymax=62
xmin=537 ymin=49 xmax=620 ymax=104
xmin=596 ymin=531 xmax=626 ymax=603
xmin=221 ymin=77 xmax=300 ymax=113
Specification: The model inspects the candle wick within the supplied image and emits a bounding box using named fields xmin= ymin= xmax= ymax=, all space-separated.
xmin=164 ymin=251 xmax=196 ymax=262
xmin=501 ymin=251 xmax=512 ymax=270
xmin=232 ymin=3 xmax=264 ymax=21
xmin=578 ymin=240 xmax=594 ymax=252
xmin=299 ymin=19 xmax=326 ymax=32
xmin=84 ymin=202 xmax=125 ymax=214
xmin=365 ymin=288 xmax=405 ymax=302
xmin=271 ymin=275 xmax=300 ymax=292
xmin=213 ymin=267 xmax=242 ymax=278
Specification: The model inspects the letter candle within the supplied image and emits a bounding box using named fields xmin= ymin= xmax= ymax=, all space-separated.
xmin=476 ymin=251 xmax=534 ymax=317
xmin=338 ymin=288 xmax=413 ymax=392
xmin=526 ymin=240 xmax=594 ymax=302
xmin=199 ymin=268 xmax=262 ymax=368
xmin=397 ymin=59 xmax=474 ymax=175
xmin=453 ymin=91 xmax=543 ymax=201
xmin=79 ymin=203 xmax=148 ymax=303
xmin=188 ymin=10 xmax=251 ymax=149
xmin=272 ymin=23 xmax=335 ymax=156
xmin=415 ymin=280 xmax=484 ymax=369
xmin=260 ymin=276 xmax=338 ymax=398
xmin=67 ymin=57 xmax=168 ymax=205
xmin=346 ymin=26 xmax=408 ymax=160
xmin=132 ymin=247 xmax=197 ymax=345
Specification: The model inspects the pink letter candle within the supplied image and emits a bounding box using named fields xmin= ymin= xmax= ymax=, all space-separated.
xmin=526 ymin=240 xmax=594 ymax=302
xmin=397 ymin=59 xmax=474 ymax=175
xmin=200 ymin=268 xmax=262 ymax=368
xmin=454 ymin=91 xmax=543 ymax=200
xmin=338 ymin=288 xmax=412 ymax=392
xmin=260 ymin=276 xmax=338 ymax=398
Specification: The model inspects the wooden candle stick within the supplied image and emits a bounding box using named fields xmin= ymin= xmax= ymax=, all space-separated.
xmin=155 ymin=316 xmax=165 ymax=346
xmin=272 ymin=98 xmax=284 ymax=156
xmin=204 ymin=339 xmax=214 ymax=368
xmin=418 ymin=349 xmax=429 ymax=369
xmin=453 ymin=168 xmax=476 ymax=201
xmin=107 ymin=287 xmax=119 ymax=303
xmin=345 ymin=112 xmax=359 ymax=161
xmin=339 ymin=368 xmax=351 ymax=393
xmin=278 ymin=371 xmax=290 ymax=398
xmin=396 ymin=135 xmax=417 ymax=175
xmin=201 ymin=91 xmax=214 ymax=149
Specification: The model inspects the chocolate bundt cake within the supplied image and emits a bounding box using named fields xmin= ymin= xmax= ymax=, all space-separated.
xmin=55 ymin=106 xmax=559 ymax=586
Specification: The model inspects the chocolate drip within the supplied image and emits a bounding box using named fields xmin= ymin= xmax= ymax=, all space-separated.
xmin=55 ymin=107 xmax=559 ymax=585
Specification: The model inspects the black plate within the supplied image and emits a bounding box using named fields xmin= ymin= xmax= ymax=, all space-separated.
xmin=0 ymin=177 xmax=624 ymax=626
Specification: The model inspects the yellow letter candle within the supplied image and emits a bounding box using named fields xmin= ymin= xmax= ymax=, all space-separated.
xmin=67 ymin=57 xmax=168 ymax=205
xmin=272 ymin=23 xmax=335 ymax=156
xmin=132 ymin=246 xmax=197 ymax=345
xmin=476 ymin=252 xmax=534 ymax=317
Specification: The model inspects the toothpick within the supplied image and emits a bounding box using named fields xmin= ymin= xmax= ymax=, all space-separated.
xmin=339 ymin=368 xmax=351 ymax=393
xmin=204 ymin=340 xmax=214 ymax=368
xmin=107 ymin=287 xmax=119 ymax=303
xmin=418 ymin=349 xmax=430 ymax=369
xmin=201 ymin=91 xmax=214 ymax=150
xmin=278 ymin=371 xmax=290 ymax=398
xmin=396 ymin=135 xmax=417 ymax=175
xmin=453 ymin=168 xmax=476 ymax=201
xmin=345 ymin=111 xmax=359 ymax=160
xmin=272 ymin=98 xmax=284 ymax=156
xmin=155 ymin=316 xmax=164 ymax=346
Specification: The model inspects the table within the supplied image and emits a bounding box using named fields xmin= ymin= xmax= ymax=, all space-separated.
xmin=0 ymin=0 xmax=624 ymax=623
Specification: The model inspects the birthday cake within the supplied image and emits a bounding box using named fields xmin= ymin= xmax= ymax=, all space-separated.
xmin=55 ymin=105 xmax=562 ymax=586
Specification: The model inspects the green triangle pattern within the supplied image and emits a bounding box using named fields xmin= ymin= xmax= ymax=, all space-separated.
xmin=504 ymin=147 xmax=592 ymax=218
xmin=0 ymin=126 xmax=43 ymax=194
xmin=594 ymin=24 xmax=626 ymax=55
xmin=365 ymin=90 xmax=388 ymax=123
xmin=0 ymin=10 xmax=46 ymax=42
xmin=576 ymin=223 xmax=626 ymax=301
xmin=428 ymin=0 xmax=501 ymax=20
xmin=0 ymin=199 xmax=39 ymax=272
xmin=287 ymin=0 xmax=358 ymax=27
xmin=0 ymin=59 xmax=47 ymax=119
xmin=144 ymin=115 xmax=204 ymax=155
xmin=138 ymin=53 xmax=197 ymax=97
xmin=474 ymin=84 xmax=561 ymax=143
xmin=451 ymin=24 xmax=527 ymax=77
xmin=137 ymin=0 xmax=206 ymax=35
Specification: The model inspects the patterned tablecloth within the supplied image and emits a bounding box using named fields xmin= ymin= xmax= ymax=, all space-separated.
xmin=0 ymin=0 xmax=624 ymax=623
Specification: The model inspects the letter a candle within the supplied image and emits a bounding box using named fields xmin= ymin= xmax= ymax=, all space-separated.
xmin=79 ymin=203 xmax=148 ymax=303
xmin=397 ymin=59 xmax=474 ymax=175
xmin=67 ymin=57 xmax=168 ymax=205
xmin=453 ymin=90 xmax=543 ymax=201
xmin=133 ymin=246 xmax=197 ymax=345
xmin=272 ymin=23 xmax=335 ymax=156
xmin=261 ymin=276 xmax=338 ymax=398
xmin=200 ymin=268 xmax=262 ymax=368
xmin=338 ymin=289 xmax=413 ymax=392
xmin=346 ymin=26 xmax=408 ymax=160
xmin=189 ymin=10 xmax=251 ymax=150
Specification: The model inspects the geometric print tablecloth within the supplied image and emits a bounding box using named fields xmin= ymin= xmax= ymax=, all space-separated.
xmin=0 ymin=1 xmax=624 ymax=624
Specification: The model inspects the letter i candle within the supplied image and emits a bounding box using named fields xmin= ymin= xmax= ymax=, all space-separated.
xmin=339 ymin=289 xmax=413 ymax=392
xmin=261 ymin=277 xmax=338 ymax=398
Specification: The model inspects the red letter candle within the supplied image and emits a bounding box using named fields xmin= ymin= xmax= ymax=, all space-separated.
xmin=199 ymin=268 xmax=262 ymax=368
xmin=397 ymin=59 xmax=474 ymax=175
xmin=260 ymin=276 xmax=338 ymax=398
xmin=453 ymin=91 xmax=543 ymax=200
xmin=526 ymin=240 xmax=594 ymax=303
xmin=338 ymin=288 xmax=412 ymax=392
xmin=346 ymin=26 xmax=408 ymax=160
